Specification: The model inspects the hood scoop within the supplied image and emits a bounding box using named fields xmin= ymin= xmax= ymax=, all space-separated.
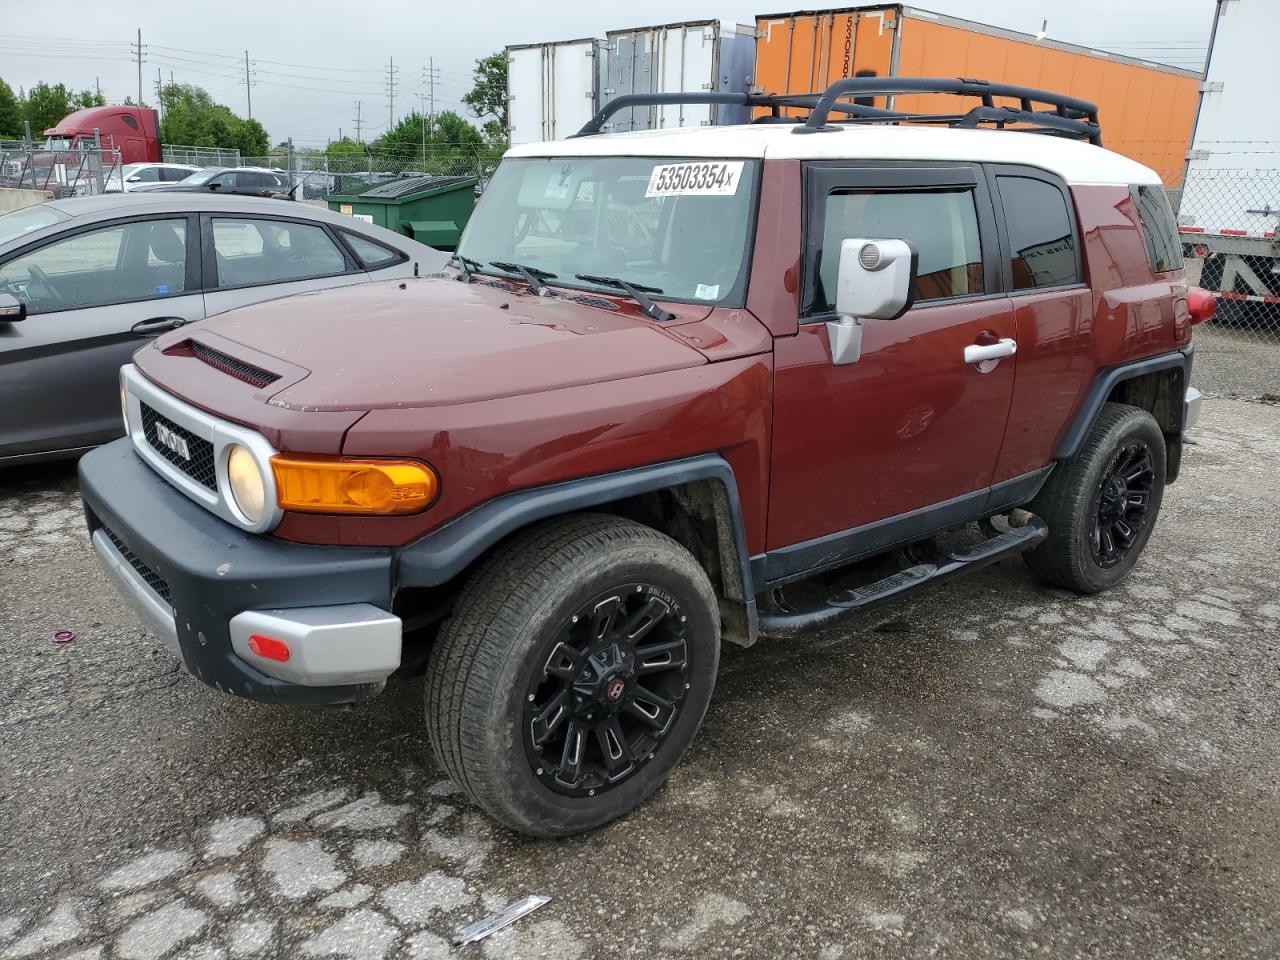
xmin=179 ymin=340 xmax=280 ymax=389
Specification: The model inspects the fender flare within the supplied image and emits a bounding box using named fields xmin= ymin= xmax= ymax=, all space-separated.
xmin=394 ymin=453 xmax=757 ymax=611
xmin=1055 ymin=346 xmax=1192 ymax=460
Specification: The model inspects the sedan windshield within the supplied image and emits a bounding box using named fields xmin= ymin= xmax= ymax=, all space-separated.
xmin=179 ymin=167 xmax=223 ymax=186
xmin=0 ymin=206 xmax=64 ymax=246
xmin=457 ymin=156 xmax=760 ymax=306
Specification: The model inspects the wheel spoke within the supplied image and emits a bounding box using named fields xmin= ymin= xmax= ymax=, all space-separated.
xmin=556 ymin=721 xmax=585 ymax=787
xmin=1126 ymin=490 xmax=1150 ymax=510
xmin=543 ymin=641 xmax=584 ymax=681
xmin=595 ymin=718 xmax=632 ymax=776
xmin=626 ymin=686 xmax=677 ymax=732
xmin=1100 ymin=526 xmax=1116 ymax=559
xmin=619 ymin=596 xmax=671 ymax=644
xmin=1124 ymin=455 xmax=1152 ymax=485
xmin=634 ymin=637 xmax=687 ymax=674
xmin=590 ymin=595 xmax=623 ymax=642
xmin=529 ymin=690 xmax=569 ymax=747
xmin=1112 ymin=518 xmax=1135 ymax=546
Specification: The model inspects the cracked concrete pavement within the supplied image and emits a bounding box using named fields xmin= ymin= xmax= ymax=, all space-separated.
xmin=1 ymin=398 xmax=1278 ymax=959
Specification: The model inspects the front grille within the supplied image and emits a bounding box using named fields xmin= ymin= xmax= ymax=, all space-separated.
xmin=140 ymin=403 xmax=217 ymax=490
xmin=103 ymin=526 xmax=172 ymax=605
xmin=190 ymin=341 xmax=279 ymax=389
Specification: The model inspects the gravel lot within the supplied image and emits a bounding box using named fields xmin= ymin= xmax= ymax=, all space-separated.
xmin=2 ymin=399 xmax=1279 ymax=960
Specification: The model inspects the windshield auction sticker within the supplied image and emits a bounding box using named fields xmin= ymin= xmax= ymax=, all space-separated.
xmin=645 ymin=161 xmax=745 ymax=198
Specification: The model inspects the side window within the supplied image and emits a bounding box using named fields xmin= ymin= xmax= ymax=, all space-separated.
xmin=163 ymin=167 xmax=189 ymax=182
xmin=1133 ymin=185 xmax=1183 ymax=274
xmin=211 ymin=218 xmax=349 ymax=287
xmin=211 ymin=172 xmax=238 ymax=190
xmin=812 ymin=189 xmax=984 ymax=313
xmin=121 ymin=115 xmax=139 ymax=130
xmin=343 ymin=232 xmax=403 ymax=269
xmin=0 ymin=219 xmax=187 ymax=314
xmin=996 ymin=176 xmax=1080 ymax=291
xmin=134 ymin=167 xmax=160 ymax=183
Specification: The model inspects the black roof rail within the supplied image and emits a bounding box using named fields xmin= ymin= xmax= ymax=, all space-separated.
xmin=796 ymin=76 xmax=1102 ymax=144
xmin=572 ymin=77 xmax=1102 ymax=146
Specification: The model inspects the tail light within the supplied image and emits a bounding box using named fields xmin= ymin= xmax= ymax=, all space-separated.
xmin=1187 ymin=287 xmax=1216 ymax=326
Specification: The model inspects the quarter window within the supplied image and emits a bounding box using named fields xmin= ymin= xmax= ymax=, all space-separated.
xmin=343 ymin=232 xmax=402 ymax=269
xmin=0 ymin=219 xmax=187 ymax=314
xmin=211 ymin=218 xmax=348 ymax=287
xmin=996 ymin=176 xmax=1079 ymax=290
xmin=1133 ymin=184 xmax=1183 ymax=274
xmin=812 ymin=189 xmax=984 ymax=313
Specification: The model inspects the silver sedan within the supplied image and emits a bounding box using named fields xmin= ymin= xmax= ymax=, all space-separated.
xmin=0 ymin=193 xmax=447 ymax=465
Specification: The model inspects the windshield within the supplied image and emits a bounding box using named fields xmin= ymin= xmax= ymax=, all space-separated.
xmin=43 ymin=136 xmax=74 ymax=151
xmin=181 ymin=167 xmax=223 ymax=185
xmin=0 ymin=206 xmax=64 ymax=246
xmin=457 ymin=156 xmax=760 ymax=305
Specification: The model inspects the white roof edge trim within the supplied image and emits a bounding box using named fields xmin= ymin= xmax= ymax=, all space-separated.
xmin=505 ymin=125 xmax=1163 ymax=187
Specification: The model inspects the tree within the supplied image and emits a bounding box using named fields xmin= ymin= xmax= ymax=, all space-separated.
xmin=462 ymin=51 xmax=507 ymax=145
xmin=157 ymin=82 xmax=269 ymax=156
xmin=72 ymin=89 xmax=106 ymax=110
xmin=0 ymin=78 xmax=21 ymax=138
xmin=22 ymin=82 xmax=73 ymax=132
xmin=325 ymin=137 xmax=365 ymax=159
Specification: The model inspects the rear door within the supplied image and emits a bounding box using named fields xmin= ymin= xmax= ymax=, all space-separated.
xmin=766 ymin=163 xmax=1017 ymax=568
xmin=0 ymin=215 xmax=203 ymax=459
xmin=200 ymin=214 xmax=368 ymax=315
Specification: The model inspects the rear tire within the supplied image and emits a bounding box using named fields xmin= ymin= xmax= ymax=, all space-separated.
xmin=424 ymin=513 xmax=720 ymax=837
xmin=1023 ymin=403 xmax=1166 ymax=593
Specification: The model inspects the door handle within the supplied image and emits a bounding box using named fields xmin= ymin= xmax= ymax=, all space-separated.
xmin=964 ymin=338 xmax=1017 ymax=364
xmin=131 ymin=317 xmax=189 ymax=336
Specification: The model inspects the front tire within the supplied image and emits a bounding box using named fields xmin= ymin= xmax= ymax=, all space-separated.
xmin=424 ymin=514 xmax=720 ymax=837
xmin=1023 ymin=402 xmax=1166 ymax=593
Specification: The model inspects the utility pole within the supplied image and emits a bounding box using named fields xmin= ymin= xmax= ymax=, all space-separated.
xmin=244 ymin=50 xmax=253 ymax=120
xmin=352 ymin=101 xmax=363 ymax=143
xmin=155 ymin=68 xmax=163 ymax=119
xmin=385 ymin=57 xmax=398 ymax=129
xmin=421 ymin=59 xmax=440 ymax=133
xmin=94 ymin=76 xmax=101 ymax=100
xmin=131 ymin=29 xmax=145 ymax=105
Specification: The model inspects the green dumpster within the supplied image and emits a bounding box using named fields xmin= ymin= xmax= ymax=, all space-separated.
xmin=327 ymin=175 xmax=477 ymax=251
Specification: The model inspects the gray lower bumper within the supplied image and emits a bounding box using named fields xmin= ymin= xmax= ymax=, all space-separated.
xmin=91 ymin=528 xmax=184 ymax=663
xmin=1184 ymin=386 xmax=1203 ymax=431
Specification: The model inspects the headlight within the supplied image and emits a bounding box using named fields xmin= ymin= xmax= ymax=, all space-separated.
xmin=226 ymin=444 xmax=267 ymax=523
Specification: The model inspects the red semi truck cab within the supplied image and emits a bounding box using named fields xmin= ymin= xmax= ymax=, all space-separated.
xmin=43 ymin=106 xmax=161 ymax=164
xmin=78 ymin=79 xmax=1213 ymax=837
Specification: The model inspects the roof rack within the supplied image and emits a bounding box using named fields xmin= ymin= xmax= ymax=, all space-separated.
xmin=573 ymin=77 xmax=1102 ymax=146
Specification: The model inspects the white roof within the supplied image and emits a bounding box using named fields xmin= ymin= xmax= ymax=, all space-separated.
xmin=506 ymin=124 xmax=1162 ymax=187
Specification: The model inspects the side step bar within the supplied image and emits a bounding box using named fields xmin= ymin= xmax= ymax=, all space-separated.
xmin=757 ymin=517 xmax=1049 ymax=637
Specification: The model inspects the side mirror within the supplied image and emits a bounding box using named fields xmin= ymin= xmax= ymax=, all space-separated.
xmin=207 ymin=181 xmax=221 ymax=191
xmin=827 ymin=238 xmax=918 ymax=366
xmin=0 ymin=292 xmax=26 ymax=323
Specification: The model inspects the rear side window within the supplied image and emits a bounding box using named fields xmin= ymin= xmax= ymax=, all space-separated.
xmin=343 ymin=232 xmax=402 ymax=269
xmin=1133 ymin=185 xmax=1183 ymax=274
xmin=996 ymin=176 xmax=1079 ymax=290
xmin=812 ymin=189 xmax=984 ymax=311
xmin=211 ymin=218 xmax=349 ymax=287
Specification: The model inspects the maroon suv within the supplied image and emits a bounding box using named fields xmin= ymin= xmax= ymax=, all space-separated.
xmin=80 ymin=80 xmax=1212 ymax=836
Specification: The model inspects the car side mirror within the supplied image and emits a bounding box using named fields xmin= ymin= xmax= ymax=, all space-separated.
xmin=0 ymin=292 xmax=26 ymax=323
xmin=207 ymin=181 xmax=221 ymax=191
xmin=827 ymin=238 xmax=918 ymax=366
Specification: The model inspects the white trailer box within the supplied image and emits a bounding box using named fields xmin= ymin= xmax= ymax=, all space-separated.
xmin=1178 ymin=0 xmax=1280 ymax=312
xmin=603 ymin=21 xmax=756 ymax=133
xmin=506 ymin=39 xmax=606 ymax=145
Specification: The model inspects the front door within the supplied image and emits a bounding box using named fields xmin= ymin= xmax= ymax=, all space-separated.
xmin=0 ymin=215 xmax=203 ymax=460
xmin=766 ymin=163 xmax=1017 ymax=572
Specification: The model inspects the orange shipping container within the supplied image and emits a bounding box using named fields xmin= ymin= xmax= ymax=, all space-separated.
xmin=754 ymin=5 xmax=1200 ymax=183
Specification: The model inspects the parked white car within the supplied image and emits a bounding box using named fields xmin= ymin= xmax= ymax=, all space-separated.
xmin=104 ymin=163 xmax=200 ymax=193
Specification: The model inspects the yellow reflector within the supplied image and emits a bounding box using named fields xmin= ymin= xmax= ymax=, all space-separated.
xmin=271 ymin=456 xmax=438 ymax=515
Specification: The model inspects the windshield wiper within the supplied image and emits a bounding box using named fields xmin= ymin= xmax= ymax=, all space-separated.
xmin=489 ymin=260 xmax=556 ymax=297
xmin=574 ymin=274 xmax=676 ymax=322
xmin=450 ymin=254 xmax=483 ymax=282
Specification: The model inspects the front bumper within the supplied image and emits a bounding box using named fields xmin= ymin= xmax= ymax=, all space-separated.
xmin=81 ymin=439 xmax=400 ymax=705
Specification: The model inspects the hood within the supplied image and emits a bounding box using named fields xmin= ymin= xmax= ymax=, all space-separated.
xmin=180 ymin=277 xmax=711 ymax=412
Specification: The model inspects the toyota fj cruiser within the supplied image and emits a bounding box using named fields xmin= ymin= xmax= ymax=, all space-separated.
xmin=80 ymin=79 xmax=1213 ymax=836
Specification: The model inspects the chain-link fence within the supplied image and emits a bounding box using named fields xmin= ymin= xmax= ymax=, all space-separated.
xmin=161 ymin=144 xmax=241 ymax=167
xmin=1172 ymin=167 xmax=1280 ymax=400
xmin=0 ymin=141 xmax=121 ymax=199
xmin=238 ymin=146 xmax=499 ymax=201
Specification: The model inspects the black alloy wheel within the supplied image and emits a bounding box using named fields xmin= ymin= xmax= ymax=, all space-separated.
xmin=1091 ymin=442 xmax=1156 ymax=568
xmin=524 ymin=585 xmax=690 ymax=797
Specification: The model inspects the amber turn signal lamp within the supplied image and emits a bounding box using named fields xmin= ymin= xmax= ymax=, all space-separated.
xmin=270 ymin=456 xmax=438 ymax=515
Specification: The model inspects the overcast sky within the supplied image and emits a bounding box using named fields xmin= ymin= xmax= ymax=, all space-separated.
xmin=2 ymin=0 xmax=1217 ymax=146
